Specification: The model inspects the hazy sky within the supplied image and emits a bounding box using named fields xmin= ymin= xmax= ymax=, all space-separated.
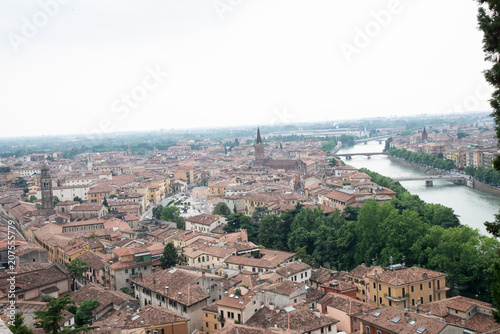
xmin=0 ymin=0 xmax=493 ymax=138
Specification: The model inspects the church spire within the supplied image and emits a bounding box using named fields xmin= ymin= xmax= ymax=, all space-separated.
xmin=256 ymin=127 xmax=262 ymax=144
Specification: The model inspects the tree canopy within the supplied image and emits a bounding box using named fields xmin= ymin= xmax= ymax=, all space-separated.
xmin=160 ymin=242 xmax=180 ymax=269
xmin=212 ymin=202 xmax=231 ymax=217
xmin=66 ymin=259 xmax=90 ymax=291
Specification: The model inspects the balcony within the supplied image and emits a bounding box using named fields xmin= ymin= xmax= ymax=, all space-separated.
xmin=384 ymin=294 xmax=409 ymax=302
xmin=436 ymin=286 xmax=450 ymax=292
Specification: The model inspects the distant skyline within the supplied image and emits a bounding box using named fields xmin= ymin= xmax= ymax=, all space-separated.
xmin=0 ymin=0 xmax=493 ymax=138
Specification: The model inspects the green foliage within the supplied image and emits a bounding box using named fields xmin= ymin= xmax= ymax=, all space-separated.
xmin=384 ymin=137 xmax=393 ymax=151
xmin=224 ymin=213 xmax=257 ymax=241
xmin=75 ymin=298 xmax=99 ymax=326
xmin=34 ymin=294 xmax=74 ymax=334
xmin=29 ymin=195 xmax=37 ymax=203
xmin=102 ymin=197 xmax=109 ymax=207
xmin=120 ymin=287 xmax=134 ymax=297
xmin=339 ymin=134 xmax=356 ymax=147
xmin=386 ymin=147 xmax=455 ymax=171
xmin=8 ymin=313 xmax=33 ymax=334
xmin=321 ymin=139 xmax=338 ymax=154
xmin=160 ymin=206 xmax=185 ymax=229
xmin=160 ymin=242 xmax=180 ymax=269
xmin=41 ymin=294 xmax=55 ymax=302
xmin=73 ymin=196 xmax=83 ymax=203
xmin=66 ymin=259 xmax=90 ymax=291
xmin=251 ymin=206 xmax=269 ymax=223
xmin=477 ymin=0 xmax=500 ymax=169
xmin=12 ymin=177 xmax=28 ymax=188
xmin=152 ymin=205 xmax=164 ymax=219
xmin=212 ymin=202 xmax=232 ymax=217
xmin=0 ymin=166 xmax=11 ymax=173
xmin=465 ymin=165 xmax=500 ymax=187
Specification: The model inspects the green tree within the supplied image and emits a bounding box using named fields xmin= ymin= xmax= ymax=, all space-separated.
xmin=294 ymin=246 xmax=311 ymax=264
xmin=120 ymin=287 xmax=134 ymax=297
xmin=477 ymin=0 xmax=500 ymax=315
xmin=75 ymin=298 xmax=99 ymax=326
xmin=66 ymin=258 xmax=90 ymax=291
xmin=251 ymin=206 xmax=269 ymax=223
xmin=73 ymin=196 xmax=83 ymax=203
xmin=8 ymin=313 xmax=33 ymax=334
xmin=152 ymin=204 xmax=164 ymax=219
xmin=258 ymin=214 xmax=282 ymax=248
xmin=34 ymin=294 xmax=74 ymax=334
xmin=160 ymin=242 xmax=180 ymax=269
xmin=212 ymin=202 xmax=231 ymax=217
xmin=0 ymin=166 xmax=11 ymax=173
xmin=160 ymin=206 xmax=185 ymax=229
xmin=29 ymin=195 xmax=37 ymax=203
xmin=224 ymin=213 xmax=257 ymax=241
xmin=12 ymin=177 xmax=28 ymax=188
xmin=102 ymin=197 xmax=109 ymax=208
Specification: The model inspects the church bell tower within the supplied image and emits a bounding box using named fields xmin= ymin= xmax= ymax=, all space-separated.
xmin=40 ymin=164 xmax=54 ymax=210
xmin=255 ymin=127 xmax=265 ymax=163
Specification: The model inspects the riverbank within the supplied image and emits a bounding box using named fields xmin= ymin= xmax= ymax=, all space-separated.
xmin=388 ymin=156 xmax=500 ymax=196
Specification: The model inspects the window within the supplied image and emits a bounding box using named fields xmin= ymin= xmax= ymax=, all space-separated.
xmin=144 ymin=266 xmax=147 ymax=270
xmin=373 ymin=282 xmax=376 ymax=289
xmin=411 ymin=285 xmax=414 ymax=293
xmin=206 ymin=322 xmax=209 ymax=328
xmin=125 ymin=269 xmax=129 ymax=274
xmin=377 ymin=331 xmax=382 ymax=334
xmin=366 ymin=326 xmax=371 ymax=334
xmin=420 ymin=284 xmax=423 ymax=291
xmin=379 ymin=284 xmax=382 ymax=291
xmin=429 ymin=295 xmax=432 ymax=302
xmin=379 ymin=297 xmax=382 ymax=305
xmin=214 ymin=324 xmax=217 ymax=330
xmin=374 ymin=296 xmax=376 ymax=303
xmin=420 ymin=297 xmax=424 ymax=304
xmin=412 ymin=299 xmax=415 ymax=306
xmin=428 ymin=282 xmax=432 ymax=288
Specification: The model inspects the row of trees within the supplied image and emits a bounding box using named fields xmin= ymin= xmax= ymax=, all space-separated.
xmin=385 ymin=147 xmax=456 ymax=171
xmin=249 ymin=167 xmax=497 ymax=300
xmin=255 ymin=200 xmax=496 ymax=300
xmin=465 ymin=165 xmax=500 ymax=187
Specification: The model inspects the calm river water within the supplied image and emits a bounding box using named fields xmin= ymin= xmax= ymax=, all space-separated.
xmin=337 ymin=141 xmax=500 ymax=235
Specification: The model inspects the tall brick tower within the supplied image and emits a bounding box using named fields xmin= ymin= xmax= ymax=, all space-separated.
xmin=255 ymin=127 xmax=265 ymax=164
xmin=40 ymin=164 xmax=54 ymax=210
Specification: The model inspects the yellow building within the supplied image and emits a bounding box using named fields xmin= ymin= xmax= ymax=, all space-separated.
xmin=209 ymin=180 xmax=229 ymax=196
xmin=346 ymin=264 xmax=384 ymax=303
xmin=148 ymin=184 xmax=161 ymax=203
xmin=364 ymin=266 xmax=448 ymax=309
xmin=202 ymin=303 xmax=220 ymax=334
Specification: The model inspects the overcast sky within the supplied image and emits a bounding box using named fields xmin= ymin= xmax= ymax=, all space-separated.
xmin=0 ymin=0 xmax=492 ymax=138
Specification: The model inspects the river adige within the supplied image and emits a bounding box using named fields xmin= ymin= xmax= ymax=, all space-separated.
xmin=337 ymin=141 xmax=500 ymax=235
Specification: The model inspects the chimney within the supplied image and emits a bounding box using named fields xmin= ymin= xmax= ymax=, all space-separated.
xmin=165 ymin=286 xmax=169 ymax=295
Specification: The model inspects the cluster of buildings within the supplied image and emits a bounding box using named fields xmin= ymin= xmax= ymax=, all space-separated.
xmin=389 ymin=122 xmax=499 ymax=169
xmin=0 ymin=128 xmax=498 ymax=333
